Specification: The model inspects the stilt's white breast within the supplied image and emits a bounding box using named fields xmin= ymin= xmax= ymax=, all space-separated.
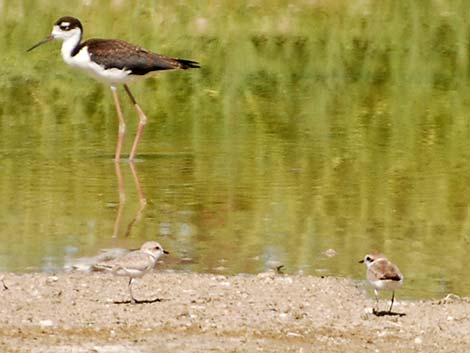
xmin=61 ymin=40 xmax=132 ymax=85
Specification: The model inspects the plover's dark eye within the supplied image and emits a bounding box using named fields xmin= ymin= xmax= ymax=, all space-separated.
xmin=155 ymin=246 xmax=161 ymax=250
xmin=366 ymin=256 xmax=372 ymax=262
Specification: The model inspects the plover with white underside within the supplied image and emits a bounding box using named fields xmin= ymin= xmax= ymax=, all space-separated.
xmin=94 ymin=241 xmax=168 ymax=304
xmin=359 ymin=253 xmax=403 ymax=313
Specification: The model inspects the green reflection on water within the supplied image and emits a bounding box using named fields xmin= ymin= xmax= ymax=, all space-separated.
xmin=0 ymin=0 xmax=469 ymax=299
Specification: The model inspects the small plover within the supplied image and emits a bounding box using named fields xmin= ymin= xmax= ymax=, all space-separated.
xmin=94 ymin=241 xmax=168 ymax=303
xmin=359 ymin=253 xmax=403 ymax=313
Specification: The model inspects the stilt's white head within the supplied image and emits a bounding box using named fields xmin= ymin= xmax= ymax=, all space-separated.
xmin=27 ymin=16 xmax=83 ymax=51
xmin=51 ymin=17 xmax=83 ymax=41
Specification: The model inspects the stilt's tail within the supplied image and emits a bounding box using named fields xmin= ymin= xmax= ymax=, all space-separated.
xmin=175 ymin=58 xmax=200 ymax=69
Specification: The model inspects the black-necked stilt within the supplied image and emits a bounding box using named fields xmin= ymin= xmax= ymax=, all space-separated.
xmin=28 ymin=16 xmax=199 ymax=161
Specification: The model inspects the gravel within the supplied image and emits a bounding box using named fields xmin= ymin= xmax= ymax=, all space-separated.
xmin=0 ymin=271 xmax=469 ymax=352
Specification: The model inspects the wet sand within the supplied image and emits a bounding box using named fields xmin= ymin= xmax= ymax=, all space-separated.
xmin=0 ymin=271 xmax=469 ymax=352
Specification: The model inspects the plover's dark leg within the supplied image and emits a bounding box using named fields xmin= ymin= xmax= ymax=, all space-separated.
xmin=388 ymin=291 xmax=395 ymax=312
xmin=124 ymin=84 xmax=148 ymax=161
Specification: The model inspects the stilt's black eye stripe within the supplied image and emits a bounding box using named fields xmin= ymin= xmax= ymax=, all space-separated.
xmin=60 ymin=24 xmax=70 ymax=30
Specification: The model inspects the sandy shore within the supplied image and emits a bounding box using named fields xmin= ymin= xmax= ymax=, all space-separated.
xmin=0 ymin=271 xmax=469 ymax=352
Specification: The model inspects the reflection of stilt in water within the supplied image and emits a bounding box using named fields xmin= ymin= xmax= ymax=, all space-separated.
xmin=112 ymin=162 xmax=125 ymax=238
xmin=112 ymin=162 xmax=147 ymax=238
xmin=124 ymin=162 xmax=147 ymax=237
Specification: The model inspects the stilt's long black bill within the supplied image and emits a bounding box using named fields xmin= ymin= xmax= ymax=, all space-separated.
xmin=27 ymin=35 xmax=54 ymax=52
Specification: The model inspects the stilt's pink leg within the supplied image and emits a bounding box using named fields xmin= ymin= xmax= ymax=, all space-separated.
xmin=111 ymin=86 xmax=126 ymax=162
xmin=124 ymin=84 xmax=148 ymax=161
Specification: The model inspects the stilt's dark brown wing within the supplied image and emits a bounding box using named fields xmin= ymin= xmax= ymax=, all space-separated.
xmin=76 ymin=38 xmax=199 ymax=75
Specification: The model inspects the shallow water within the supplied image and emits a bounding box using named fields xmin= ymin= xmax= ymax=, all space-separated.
xmin=0 ymin=113 xmax=468 ymax=299
xmin=0 ymin=1 xmax=469 ymax=299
